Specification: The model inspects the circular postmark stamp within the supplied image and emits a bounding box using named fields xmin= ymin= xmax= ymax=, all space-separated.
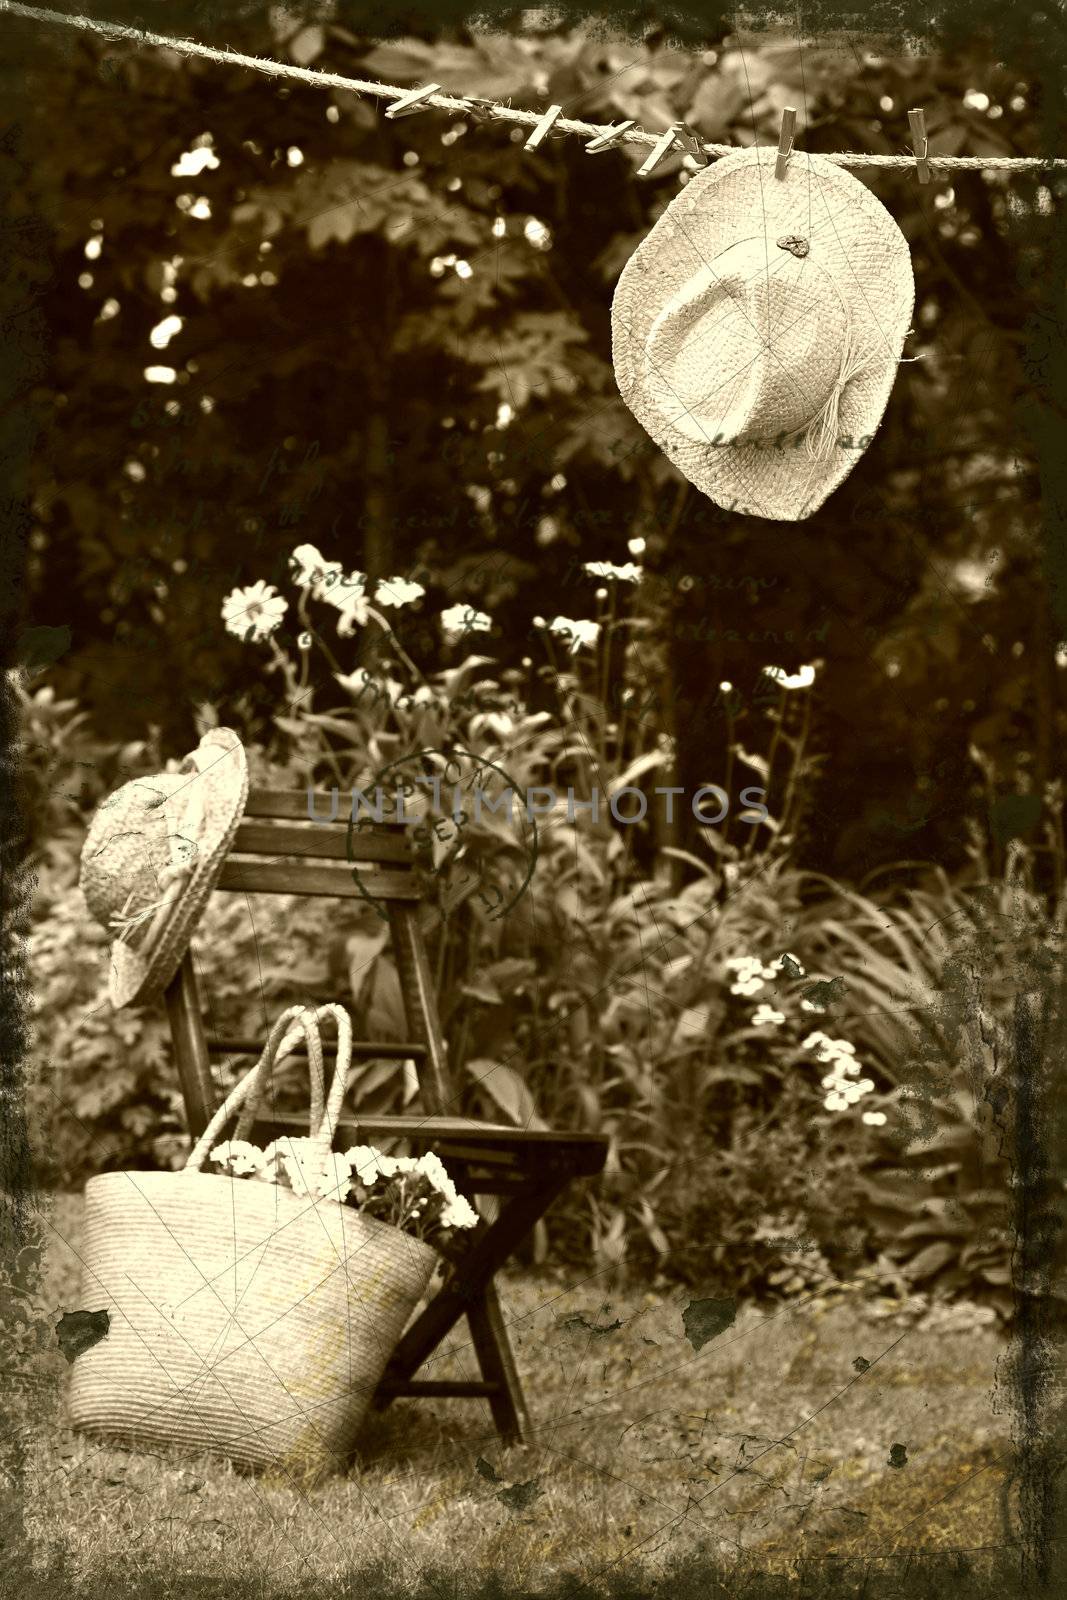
xmin=345 ymin=745 xmax=538 ymax=924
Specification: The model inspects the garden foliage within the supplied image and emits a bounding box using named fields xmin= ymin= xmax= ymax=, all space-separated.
xmin=15 ymin=8 xmax=1063 ymax=882
xmin=24 ymin=542 xmax=1065 ymax=1321
xmin=14 ymin=7 xmax=1067 ymax=1323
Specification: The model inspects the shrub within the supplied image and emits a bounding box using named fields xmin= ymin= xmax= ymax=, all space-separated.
xmin=27 ymin=871 xmax=179 ymax=1183
xmin=797 ymin=837 xmax=1067 ymax=1320
xmin=22 ymin=545 xmax=1047 ymax=1324
xmin=27 ymin=856 xmax=404 ymax=1184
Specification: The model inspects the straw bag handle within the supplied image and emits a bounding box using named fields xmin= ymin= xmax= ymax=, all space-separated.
xmin=185 ymin=1003 xmax=353 ymax=1175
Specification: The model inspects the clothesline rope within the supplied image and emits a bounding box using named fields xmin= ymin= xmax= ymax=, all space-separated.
xmin=4 ymin=0 xmax=1067 ymax=173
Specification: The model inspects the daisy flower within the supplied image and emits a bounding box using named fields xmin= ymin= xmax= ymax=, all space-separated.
xmin=289 ymin=543 xmax=356 ymax=596
xmin=221 ymin=581 xmax=287 ymax=641
xmin=289 ymin=543 xmax=332 ymax=587
xmin=441 ymin=604 xmax=492 ymax=643
xmin=545 ymin=616 xmax=600 ymax=653
xmin=582 ymin=561 xmax=642 ymax=583
xmin=725 ymin=954 xmax=778 ymax=996
xmin=811 ymin=1026 xmax=876 ymax=1112
xmin=751 ymin=1003 xmax=786 ymax=1027
xmin=374 ymin=576 xmax=425 ymax=609
xmin=324 ymin=583 xmax=371 ymax=636
xmin=731 ymin=975 xmax=764 ymax=996
xmin=290 ymin=544 xmax=369 ymax=632
xmin=762 ymin=663 xmax=818 ymax=691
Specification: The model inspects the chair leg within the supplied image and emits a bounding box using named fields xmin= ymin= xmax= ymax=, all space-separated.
xmin=466 ymin=1279 xmax=530 ymax=1446
xmin=384 ymin=1182 xmax=565 ymax=1386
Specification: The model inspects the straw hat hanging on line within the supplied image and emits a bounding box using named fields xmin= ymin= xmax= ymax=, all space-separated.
xmin=611 ymin=146 xmax=916 ymax=522
xmin=80 ymin=727 xmax=249 ymax=1009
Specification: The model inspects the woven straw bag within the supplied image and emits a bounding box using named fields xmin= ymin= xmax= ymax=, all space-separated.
xmin=68 ymin=1003 xmax=439 ymax=1482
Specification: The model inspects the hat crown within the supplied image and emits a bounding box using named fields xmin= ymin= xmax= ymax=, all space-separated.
xmin=610 ymin=147 xmax=916 ymax=521
xmin=80 ymin=772 xmax=190 ymax=933
xmin=78 ymin=727 xmax=248 ymax=1008
xmin=642 ymin=236 xmax=848 ymax=448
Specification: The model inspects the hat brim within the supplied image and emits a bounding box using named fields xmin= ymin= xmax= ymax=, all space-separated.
xmin=108 ymin=732 xmax=249 ymax=1008
xmin=611 ymin=147 xmax=915 ymax=522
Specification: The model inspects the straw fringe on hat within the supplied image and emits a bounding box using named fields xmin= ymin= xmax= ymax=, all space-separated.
xmin=80 ymin=727 xmax=248 ymax=1009
xmin=611 ymin=146 xmax=915 ymax=522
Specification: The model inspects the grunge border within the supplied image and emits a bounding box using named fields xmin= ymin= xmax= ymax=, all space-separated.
xmin=2 ymin=2 xmax=1065 ymax=1597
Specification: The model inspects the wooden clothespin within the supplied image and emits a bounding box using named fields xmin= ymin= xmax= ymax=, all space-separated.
xmin=461 ymin=95 xmax=498 ymax=123
xmin=775 ymin=107 xmax=797 ymax=179
xmin=524 ymin=103 xmax=564 ymax=151
xmin=385 ymin=83 xmax=442 ymax=120
xmin=908 ymin=107 xmax=931 ymax=183
xmin=673 ymin=121 xmax=710 ymax=167
xmin=585 ymin=119 xmax=637 ymax=154
xmin=636 ymin=125 xmax=683 ymax=179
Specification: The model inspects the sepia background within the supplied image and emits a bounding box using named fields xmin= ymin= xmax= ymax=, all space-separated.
xmin=7 ymin=0 xmax=1067 ymax=1591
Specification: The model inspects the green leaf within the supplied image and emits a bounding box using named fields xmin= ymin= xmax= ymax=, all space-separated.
xmin=465 ymin=1057 xmax=547 ymax=1130
xmin=460 ymin=977 xmax=503 ymax=1005
xmin=903 ymin=1241 xmax=957 ymax=1282
xmin=469 ymin=313 xmax=590 ymax=409
xmin=287 ymin=25 xmax=324 ymax=67
xmin=684 ymin=70 xmax=748 ymax=133
xmin=358 ymin=38 xmax=447 ymax=80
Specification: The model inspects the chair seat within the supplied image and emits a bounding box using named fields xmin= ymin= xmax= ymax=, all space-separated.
xmin=250 ymin=1110 xmax=609 ymax=1178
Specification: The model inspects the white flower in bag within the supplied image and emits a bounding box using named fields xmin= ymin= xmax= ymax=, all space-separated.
xmin=315 ymin=1152 xmax=355 ymax=1202
xmin=344 ymin=1145 xmax=388 ymax=1187
xmin=414 ymin=1150 xmax=454 ymax=1197
xmin=262 ymin=1136 xmax=331 ymax=1198
xmin=208 ymin=1139 xmax=268 ymax=1178
xmin=414 ymin=1151 xmax=479 ymax=1229
xmin=440 ymin=1192 xmax=479 ymax=1231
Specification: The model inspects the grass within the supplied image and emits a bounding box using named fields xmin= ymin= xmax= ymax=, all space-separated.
xmin=10 ymin=1190 xmax=1016 ymax=1598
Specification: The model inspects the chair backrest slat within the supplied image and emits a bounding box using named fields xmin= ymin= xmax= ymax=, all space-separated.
xmin=165 ymin=956 xmax=215 ymax=1137
xmin=166 ymin=787 xmax=455 ymax=1135
xmin=244 ymin=788 xmax=408 ymax=826
xmin=205 ymin=1035 xmax=429 ymax=1059
xmin=232 ymin=819 xmax=412 ymax=866
xmin=216 ymin=860 xmax=423 ymax=900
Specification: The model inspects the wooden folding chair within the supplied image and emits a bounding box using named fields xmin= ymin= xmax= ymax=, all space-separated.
xmin=164 ymin=787 xmax=608 ymax=1445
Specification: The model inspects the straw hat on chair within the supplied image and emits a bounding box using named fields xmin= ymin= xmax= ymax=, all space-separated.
xmin=611 ymin=146 xmax=915 ymax=522
xmin=79 ymin=727 xmax=248 ymax=1009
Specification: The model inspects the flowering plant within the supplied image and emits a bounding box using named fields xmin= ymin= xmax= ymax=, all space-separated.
xmin=723 ymin=951 xmax=884 ymax=1123
xmin=207 ymin=1136 xmax=479 ymax=1251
